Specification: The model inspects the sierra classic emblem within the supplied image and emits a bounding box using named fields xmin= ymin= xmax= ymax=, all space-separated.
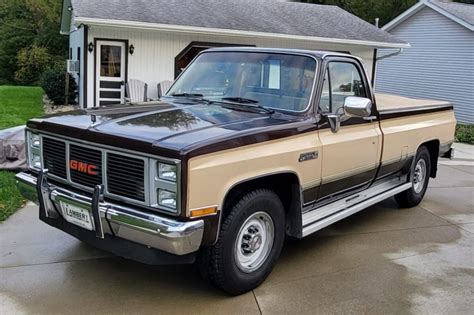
xmin=69 ymin=160 xmax=98 ymax=175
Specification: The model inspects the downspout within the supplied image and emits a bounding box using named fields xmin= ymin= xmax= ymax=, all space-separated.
xmin=372 ymin=48 xmax=404 ymax=88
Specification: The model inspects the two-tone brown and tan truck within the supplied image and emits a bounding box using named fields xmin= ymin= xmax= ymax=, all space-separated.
xmin=16 ymin=47 xmax=456 ymax=294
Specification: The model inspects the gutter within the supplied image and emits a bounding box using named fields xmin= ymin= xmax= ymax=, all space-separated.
xmin=376 ymin=48 xmax=403 ymax=61
xmin=75 ymin=17 xmax=411 ymax=49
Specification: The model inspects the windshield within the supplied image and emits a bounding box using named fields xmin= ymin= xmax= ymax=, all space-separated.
xmin=167 ymin=52 xmax=317 ymax=112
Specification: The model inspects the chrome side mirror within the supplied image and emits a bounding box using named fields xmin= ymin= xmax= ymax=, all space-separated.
xmin=344 ymin=96 xmax=372 ymax=118
xmin=326 ymin=114 xmax=340 ymax=133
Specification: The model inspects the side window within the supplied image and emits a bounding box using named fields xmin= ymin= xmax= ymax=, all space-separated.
xmin=319 ymin=69 xmax=330 ymax=112
xmin=319 ymin=61 xmax=366 ymax=114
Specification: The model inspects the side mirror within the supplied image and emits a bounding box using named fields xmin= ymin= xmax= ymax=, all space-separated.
xmin=343 ymin=96 xmax=372 ymax=118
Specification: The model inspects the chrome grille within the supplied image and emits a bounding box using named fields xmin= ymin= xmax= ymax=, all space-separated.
xmin=107 ymin=153 xmax=145 ymax=202
xmin=42 ymin=138 xmax=67 ymax=178
xmin=35 ymin=134 xmax=180 ymax=215
xmin=69 ymin=144 xmax=102 ymax=188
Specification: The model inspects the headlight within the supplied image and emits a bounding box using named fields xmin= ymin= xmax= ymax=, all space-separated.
xmin=26 ymin=131 xmax=42 ymax=170
xmin=30 ymin=133 xmax=40 ymax=148
xmin=158 ymin=163 xmax=177 ymax=182
xmin=152 ymin=160 xmax=180 ymax=213
xmin=158 ymin=189 xmax=177 ymax=209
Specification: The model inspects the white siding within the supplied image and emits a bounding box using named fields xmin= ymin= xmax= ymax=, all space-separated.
xmin=69 ymin=26 xmax=85 ymax=107
xmin=376 ymin=7 xmax=474 ymax=124
xmin=85 ymin=27 xmax=374 ymax=107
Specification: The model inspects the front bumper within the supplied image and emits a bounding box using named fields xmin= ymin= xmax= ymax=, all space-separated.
xmin=16 ymin=171 xmax=204 ymax=263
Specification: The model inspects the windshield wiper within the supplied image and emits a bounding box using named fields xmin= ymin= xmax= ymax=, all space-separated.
xmin=169 ymin=92 xmax=204 ymax=97
xmin=166 ymin=92 xmax=215 ymax=104
xmin=214 ymin=97 xmax=275 ymax=114
xmin=221 ymin=97 xmax=259 ymax=104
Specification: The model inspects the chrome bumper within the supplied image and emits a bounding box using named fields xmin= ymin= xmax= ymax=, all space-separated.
xmin=16 ymin=171 xmax=204 ymax=256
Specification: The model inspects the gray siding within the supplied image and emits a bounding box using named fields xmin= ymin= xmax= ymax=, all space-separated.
xmin=376 ymin=7 xmax=474 ymax=124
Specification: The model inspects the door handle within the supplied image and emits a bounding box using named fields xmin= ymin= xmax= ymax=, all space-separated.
xmin=120 ymin=80 xmax=125 ymax=86
xmin=363 ymin=116 xmax=377 ymax=121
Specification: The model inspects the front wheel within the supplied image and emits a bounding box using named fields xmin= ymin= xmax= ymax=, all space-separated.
xmin=198 ymin=189 xmax=285 ymax=295
xmin=395 ymin=146 xmax=431 ymax=208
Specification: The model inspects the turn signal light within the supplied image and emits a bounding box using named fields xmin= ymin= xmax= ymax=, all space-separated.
xmin=190 ymin=206 xmax=217 ymax=218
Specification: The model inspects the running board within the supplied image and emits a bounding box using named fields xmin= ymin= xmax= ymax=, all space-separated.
xmin=302 ymin=180 xmax=412 ymax=237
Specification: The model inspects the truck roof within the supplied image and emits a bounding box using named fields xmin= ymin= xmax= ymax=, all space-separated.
xmin=204 ymin=46 xmax=356 ymax=60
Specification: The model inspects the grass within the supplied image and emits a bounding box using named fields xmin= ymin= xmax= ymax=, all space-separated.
xmin=0 ymin=85 xmax=44 ymax=221
xmin=0 ymin=172 xmax=26 ymax=222
xmin=0 ymin=85 xmax=44 ymax=130
xmin=456 ymin=124 xmax=474 ymax=145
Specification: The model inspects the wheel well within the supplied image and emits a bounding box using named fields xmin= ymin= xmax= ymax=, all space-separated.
xmin=223 ymin=173 xmax=303 ymax=238
xmin=420 ymin=139 xmax=440 ymax=178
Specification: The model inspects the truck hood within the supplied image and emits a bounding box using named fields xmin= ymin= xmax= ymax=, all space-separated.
xmin=28 ymin=100 xmax=310 ymax=158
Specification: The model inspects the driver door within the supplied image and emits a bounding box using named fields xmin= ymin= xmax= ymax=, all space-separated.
xmin=317 ymin=58 xmax=382 ymax=201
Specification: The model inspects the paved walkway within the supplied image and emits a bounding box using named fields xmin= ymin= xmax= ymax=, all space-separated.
xmin=1 ymin=164 xmax=473 ymax=314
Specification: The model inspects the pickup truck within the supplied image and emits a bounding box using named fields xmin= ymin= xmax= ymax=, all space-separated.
xmin=16 ymin=47 xmax=456 ymax=295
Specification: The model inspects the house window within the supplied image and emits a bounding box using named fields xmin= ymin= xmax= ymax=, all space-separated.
xmin=100 ymin=45 xmax=122 ymax=77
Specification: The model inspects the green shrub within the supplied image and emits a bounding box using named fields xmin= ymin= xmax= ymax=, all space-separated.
xmin=40 ymin=67 xmax=77 ymax=105
xmin=455 ymin=124 xmax=474 ymax=145
xmin=14 ymin=45 xmax=51 ymax=85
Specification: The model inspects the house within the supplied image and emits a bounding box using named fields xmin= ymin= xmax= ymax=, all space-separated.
xmin=376 ymin=0 xmax=474 ymax=124
xmin=60 ymin=0 xmax=408 ymax=108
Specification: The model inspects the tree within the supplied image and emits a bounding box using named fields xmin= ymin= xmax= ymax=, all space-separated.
xmin=294 ymin=0 xmax=418 ymax=27
xmin=0 ymin=0 xmax=67 ymax=84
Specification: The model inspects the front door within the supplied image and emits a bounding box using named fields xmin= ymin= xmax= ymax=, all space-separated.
xmin=317 ymin=58 xmax=382 ymax=201
xmin=95 ymin=40 xmax=126 ymax=106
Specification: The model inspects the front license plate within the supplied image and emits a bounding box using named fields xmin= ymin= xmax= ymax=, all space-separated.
xmin=61 ymin=202 xmax=94 ymax=231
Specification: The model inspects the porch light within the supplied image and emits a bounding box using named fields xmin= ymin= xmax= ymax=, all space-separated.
xmin=88 ymin=42 xmax=94 ymax=53
xmin=129 ymin=44 xmax=135 ymax=55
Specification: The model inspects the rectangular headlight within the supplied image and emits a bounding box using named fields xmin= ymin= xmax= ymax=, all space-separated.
xmin=158 ymin=189 xmax=177 ymax=209
xmin=30 ymin=133 xmax=40 ymax=148
xmin=158 ymin=163 xmax=177 ymax=182
xmin=26 ymin=131 xmax=42 ymax=170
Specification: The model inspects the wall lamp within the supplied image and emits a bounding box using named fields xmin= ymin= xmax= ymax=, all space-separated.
xmin=88 ymin=42 xmax=94 ymax=53
xmin=129 ymin=44 xmax=135 ymax=55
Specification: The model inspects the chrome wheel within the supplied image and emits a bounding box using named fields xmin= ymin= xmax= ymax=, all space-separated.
xmin=234 ymin=211 xmax=274 ymax=273
xmin=413 ymin=159 xmax=427 ymax=193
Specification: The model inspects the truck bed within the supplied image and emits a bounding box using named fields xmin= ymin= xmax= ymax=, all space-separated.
xmin=375 ymin=93 xmax=451 ymax=113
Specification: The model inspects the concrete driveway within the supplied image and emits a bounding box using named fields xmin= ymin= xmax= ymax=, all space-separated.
xmin=1 ymin=163 xmax=473 ymax=314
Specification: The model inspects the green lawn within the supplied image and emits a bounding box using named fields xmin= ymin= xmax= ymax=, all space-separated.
xmin=0 ymin=85 xmax=44 ymax=129
xmin=0 ymin=85 xmax=44 ymax=221
xmin=0 ymin=172 xmax=26 ymax=222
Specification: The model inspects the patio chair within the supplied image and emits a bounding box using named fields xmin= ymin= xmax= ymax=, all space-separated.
xmin=125 ymin=79 xmax=148 ymax=103
xmin=157 ymin=80 xmax=173 ymax=98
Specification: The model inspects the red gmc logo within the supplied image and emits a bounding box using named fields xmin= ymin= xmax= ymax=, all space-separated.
xmin=69 ymin=160 xmax=98 ymax=176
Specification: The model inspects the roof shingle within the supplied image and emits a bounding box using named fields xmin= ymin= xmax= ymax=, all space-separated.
xmin=70 ymin=0 xmax=406 ymax=46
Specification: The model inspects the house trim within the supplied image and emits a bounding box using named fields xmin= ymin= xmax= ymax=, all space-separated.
xmin=383 ymin=0 xmax=474 ymax=32
xmin=83 ymin=25 xmax=88 ymax=108
xmin=74 ymin=17 xmax=410 ymax=49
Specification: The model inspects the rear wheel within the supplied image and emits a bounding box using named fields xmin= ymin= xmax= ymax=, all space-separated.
xmin=198 ymin=189 xmax=285 ymax=295
xmin=395 ymin=146 xmax=431 ymax=208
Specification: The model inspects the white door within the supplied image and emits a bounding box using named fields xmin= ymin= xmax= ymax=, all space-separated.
xmin=95 ymin=40 xmax=126 ymax=106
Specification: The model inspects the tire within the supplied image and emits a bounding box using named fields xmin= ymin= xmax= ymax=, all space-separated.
xmin=395 ymin=146 xmax=431 ymax=208
xmin=198 ymin=189 xmax=285 ymax=295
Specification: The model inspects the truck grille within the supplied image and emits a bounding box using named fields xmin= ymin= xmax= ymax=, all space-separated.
xmin=107 ymin=153 xmax=145 ymax=202
xmin=70 ymin=144 xmax=102 ymax=188
xmin=42 ymin=137 xmax=67 ymax=179
xmin=40 ymin=137 xmax=146 ymax=203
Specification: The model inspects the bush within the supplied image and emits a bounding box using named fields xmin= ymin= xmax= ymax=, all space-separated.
xmin=40 ymin=67 xmax=77 ymax=105
xmin=455 ymin=124 xmax=474 ymax=145
xmin=14 ymin=45 xmax=51 ymax=85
